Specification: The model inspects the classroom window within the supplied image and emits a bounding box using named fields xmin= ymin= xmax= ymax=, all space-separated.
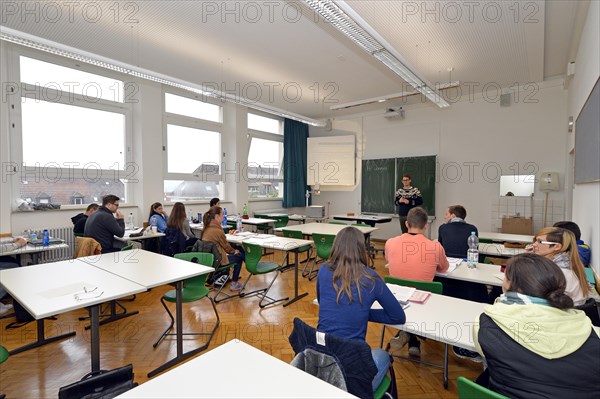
xmin=163 ymin=90 xmax=224 ymax=202
xmin=247 ymin=114 xmax=284 ymax=199
xmin=20 ymin=56 xmax=125 ymax=102
xmin=165 ymin=93 xmax=221 ymax=122
xmin=11 ymin=52 xmax=133 ymax=208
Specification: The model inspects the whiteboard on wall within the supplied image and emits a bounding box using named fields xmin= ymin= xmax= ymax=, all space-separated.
xmin=307 ymin=135 xmax=355 ymax=186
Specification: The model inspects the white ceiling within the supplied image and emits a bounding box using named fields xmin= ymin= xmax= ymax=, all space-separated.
xmin=0 ymin=0 xmax=587 ymax=120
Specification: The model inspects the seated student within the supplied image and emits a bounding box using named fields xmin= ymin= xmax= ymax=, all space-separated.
xmin=166 ymin=202 xmax=197 ymax=248
xmin=528 ymin=227 xmax=589 ymax=306
xmin=474 ymin=253 xmax=600 ymax=399
xmin=84 ymin=194 xmax=125 ymax=253
xmin=438 ymin=205 xmax=478 ymax=259
xmin=209 ymin=197 xmax=220 ymax=207
xmin=384 ymin=207 xmax=449 ymax=357
xmin=0 ymin=237 xmax=26 ymax=315
xmin=71 ymin=203 xmax=99 ymax=235
xmin=317 ymin=226 xmax=406 ymax=393
xmin=201 ymin=206 xmax=245 ymax=291
xmin=554 ymin=221 xmax=591 ymax=267
xmin=148 ymin=202 xmax=168 ymax=233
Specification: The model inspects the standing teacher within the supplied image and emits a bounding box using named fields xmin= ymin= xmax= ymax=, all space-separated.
xmin=394 ymin=174 xmax=423 ymax=233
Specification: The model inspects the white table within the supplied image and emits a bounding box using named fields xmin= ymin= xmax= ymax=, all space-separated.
xmin=78 ymin=249 xmax=214 ymax=377
xmin=0 ymin=259 xmax=146 ymax=372
xmin=117 ymin=339 xmax=355 ymax=398
xmin=384 ymin=293 xmax=487 ymax=388
xmin=332 ymin=214 xmax=393 ymax=227
xmin=436 ymin=262 xmax=503 ymax=286
xmin=479 ymin=231 xmax=533 ymax=244
xmin=226 ymin=234 xmax=314 ymax=306
xmin=479 ymin=242 xmax=526 ymax=257
xmin=0 ymin=242 xmax=70 ymax=264
xmin=280 ymin=222 xmax=378 ymax=237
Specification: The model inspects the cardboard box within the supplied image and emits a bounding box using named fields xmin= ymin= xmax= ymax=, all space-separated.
xmin=501 ymin=217 xmax=533 ymax=235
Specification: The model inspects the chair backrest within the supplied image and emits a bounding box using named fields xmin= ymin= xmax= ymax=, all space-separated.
xmin=575 ymin=298 xmax=600 ymax=327
xmin=312 ymin=233 xmax=336 ymax=259
xmin=328 ymin=221 xmax=347 ymax=225
xmin=283 ymin=229 xmax=304 ymax=240
xmin=0 ymin=345 xmax=9 ymax=364
xmin=74 ymin=232 xmax=84 ymax=237
xmin=242 ymin=242 xmax=263 ymax=274
xmin=121 ymin=243 xmax=134 ymax=251
xmin=289 ymin=318 xmax=378 ymax=399
xmin=274 ymin=215 xmax=289 ymax=228
xmin=384 ymin=276 xmax=443 ymax=295
xmin=352 ymin=223 xmax=369 ymax=227
xmin=160 ymin=227 xmax=186 ymax=257
xmin=174 ymin=252 xmax=214 ymax=289
xmin=74 ymin=236 xmax=101 ymax=258
xmin=457 ymin=376 xmax=509 ymax=399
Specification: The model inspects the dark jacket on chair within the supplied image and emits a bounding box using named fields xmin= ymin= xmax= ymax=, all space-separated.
xmin=289 ymin=318 xmax=377 ymax=399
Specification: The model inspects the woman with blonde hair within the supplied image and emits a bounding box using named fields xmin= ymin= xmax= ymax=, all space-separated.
xmin=317 ymin=226 xmax=406 ymax=392
xmin=528 ymin=226 xmax=589 ymax=306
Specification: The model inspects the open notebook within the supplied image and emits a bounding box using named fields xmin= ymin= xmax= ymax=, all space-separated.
xmin=437 ymin=257 xmax=463 ymax=276
xmin=385 ymin=283 xmax=431 ymax=304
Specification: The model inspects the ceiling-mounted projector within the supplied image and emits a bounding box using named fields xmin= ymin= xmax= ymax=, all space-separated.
xmin=384 ymin=107 xmax=405 ymax=120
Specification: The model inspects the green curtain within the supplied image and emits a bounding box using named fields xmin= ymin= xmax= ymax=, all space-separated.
xmin=283 ymin=119 xmax=309 ymax=208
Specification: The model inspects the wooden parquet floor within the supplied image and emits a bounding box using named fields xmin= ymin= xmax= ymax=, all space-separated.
xmin=0 ymin=244 xmax=483 ymax=398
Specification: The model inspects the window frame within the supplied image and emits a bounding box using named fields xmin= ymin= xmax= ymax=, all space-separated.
xmin=162 ymin=88 xmax=224 ymax=204
xmin=247 ymin=112 xmax=284 ymax=200
xmin=7 ymin=46 xmax=135 ymax=208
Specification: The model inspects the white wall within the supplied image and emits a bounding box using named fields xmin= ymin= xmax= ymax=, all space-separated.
xmin=569 ymin=0 xmax=600 ymax=273
xmin=312 ymin=81 xmax=569 ymax=241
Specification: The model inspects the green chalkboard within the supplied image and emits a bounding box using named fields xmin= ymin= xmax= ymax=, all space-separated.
xmin=396 ymin=156 xmax=436 ymax=216
xmin=361 ymin=155 xmax=436 ymax=216
xmin=361 ymin=159 xmax=396 ymax=213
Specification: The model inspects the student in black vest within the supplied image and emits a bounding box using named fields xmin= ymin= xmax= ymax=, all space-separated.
xmin=474 ymin=253 xmax=600 ymax=399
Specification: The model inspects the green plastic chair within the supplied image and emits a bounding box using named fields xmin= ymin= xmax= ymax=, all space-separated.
xmin=457 ymin=376 xmax=509 ymax=399
xmin=274 ymin=215 xmax=289 ymax=228
xmin=73 ymin=232 xmax=84 ymax=237
xmin=153 ymin=252 xmax=219 ymax=352
xmin=306 ymin=233 xmax=335 ymax=281
xmin=121 ymin=243 xmax=134 ymax=251
xmin=328 ymin=221 xmax=347 ymax=225
xmin=0 ymin=345 xmax=8 ymax=364
xmin=281 ymin=230 xmax=313 ymax=273
xmin=239 ymin=242 xmax=289 ymax=308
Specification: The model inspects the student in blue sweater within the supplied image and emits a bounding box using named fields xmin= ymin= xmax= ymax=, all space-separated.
xmin=316 ymin=226 xmax=406 ymax=392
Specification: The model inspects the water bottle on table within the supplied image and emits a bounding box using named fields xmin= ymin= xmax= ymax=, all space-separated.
xmin=222 ymin=208 xmax=228 ymax=228
xmin=467 ymin=231 xmax=479 ymax=269
xmin=42 ymin=229 xmax=50 ymax=247
xmin=236 ymin=214 xmax=243 ymax=232
xmin=127 ymin=212 xmax=134 ymax=229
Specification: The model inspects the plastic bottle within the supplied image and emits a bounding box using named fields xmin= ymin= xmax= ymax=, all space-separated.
xmin=222 ymin=208 xmax=228 ymax=228
xmin=467 ymin=231 xmax=479 ymax=269
xmin=42 ymin=229 xmax=50 ymax=247
xmin=243 ymin=203 xmax=249 ymax=219
xmin=150 ymin=217 xmax=158 ymax=234
xmin=127 ymin=212 xmax=134 ymax=229
xmin=236 ymin=214 xmax=243 ymax=232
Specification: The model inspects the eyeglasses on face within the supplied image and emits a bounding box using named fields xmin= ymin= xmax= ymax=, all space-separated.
xmin=402 ymin=178 xmax=410 ymax=181
xmin=534 ymin=239 xmax=558 ymax=245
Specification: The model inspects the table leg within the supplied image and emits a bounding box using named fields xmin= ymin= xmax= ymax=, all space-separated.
xmin=148 ymin=280 xmax=208 ymax=377
xmin=8 ymin=319 xmax=76 ymax=356
xmin=90 ymin=305 xmax=100 ymax=372
xmin=283 ymin=249 xmax=308 ymax=307
xmin=83 ymin=300 xmax=139 ymax=331
xmin=443 ymin=344 xmax=449 ymax=389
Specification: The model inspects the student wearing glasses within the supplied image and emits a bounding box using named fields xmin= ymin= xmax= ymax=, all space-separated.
xmin=473 ymin=253 xmax=600 ymax=398
xmin=84 ymin=194 xmax=125 ymax=253
xmin=527 ymin=227 xmax=589 ymax=306
xmin=394 ymin=174 xmax=423 ymax=234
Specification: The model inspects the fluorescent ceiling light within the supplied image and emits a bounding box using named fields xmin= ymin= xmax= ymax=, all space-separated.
xmin=304 ymin=0 xmax=449 ymax=108
xmin=331 ymin=81 xmax=460 ymax=111
xmin=0 ymin=27 xmax=323 ymax=126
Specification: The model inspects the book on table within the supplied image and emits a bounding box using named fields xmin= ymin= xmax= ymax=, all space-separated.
xmin=385 ymin=283 xmax=431 ymax=304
